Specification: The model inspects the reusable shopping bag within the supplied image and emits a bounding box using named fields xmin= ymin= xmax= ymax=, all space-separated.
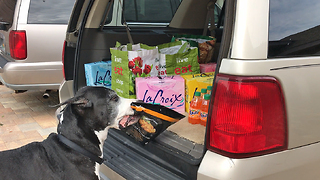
xmin=110 ymin=42 xmax=159 ymax=98
xmin=172 ymin=34 xmax=216 ymax=64
xmin=157 ymin=41 xmax=200 ymax=77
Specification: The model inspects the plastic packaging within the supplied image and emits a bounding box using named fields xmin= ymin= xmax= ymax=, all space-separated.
xmin=207 ymin=86 xmax=212 ymax=95
xmin=122 ymin=102 xmax=185 ymax=144
xmin=201 ymin=88 xmax=207 ymax=98
xmin=188 ymin=91 xmax=201 ymax=124
xmin=200 ymin=94 xmax=210 ymax=126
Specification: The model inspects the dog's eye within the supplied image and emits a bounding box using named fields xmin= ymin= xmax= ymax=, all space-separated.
xmin=111 ymin=95 xmax=119 ymax=102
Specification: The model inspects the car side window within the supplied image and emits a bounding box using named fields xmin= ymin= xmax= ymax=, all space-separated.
xmin=123 ymin=0 xmax=181 ymax=23
xmin=268 ymin=0 xmax=320 ymax=58
xmin=28 ymin=0 xmax=74 ymax=24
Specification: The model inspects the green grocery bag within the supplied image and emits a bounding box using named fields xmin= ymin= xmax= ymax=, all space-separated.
xmin=157 ymin=41 xmax=200 ymax=77
xmin=110 ymin=42 xmax=159 ymax=99
xmin=172 ymin=34 xmax=216 ymax=64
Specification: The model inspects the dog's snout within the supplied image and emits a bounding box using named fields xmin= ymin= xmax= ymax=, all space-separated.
xmin=119 ymin=98 xmax=138 ymax=116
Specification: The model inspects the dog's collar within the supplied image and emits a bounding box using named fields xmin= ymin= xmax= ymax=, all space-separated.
xmin=57 ymin=134 xmax=105 ymax=164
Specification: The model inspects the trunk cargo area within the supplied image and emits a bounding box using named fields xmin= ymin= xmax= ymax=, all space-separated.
xmin=104 ymin=116 xmax=206 ymax=180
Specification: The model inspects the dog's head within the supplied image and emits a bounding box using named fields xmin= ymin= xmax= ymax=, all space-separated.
xmin=56 ymin=86 xmax=139 ymax=138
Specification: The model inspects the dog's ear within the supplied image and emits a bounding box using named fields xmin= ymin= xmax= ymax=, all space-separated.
xmin=70 ymin=97 xmax=93 ymax=116
xmin=71 ymin=98 xmax=93 ymax=108
xmin=50 ymin=96 xmax=92 ymax=108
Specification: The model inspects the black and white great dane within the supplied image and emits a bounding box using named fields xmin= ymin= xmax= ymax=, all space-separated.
xmin=0 ymin=86 xmax=139 ymax=180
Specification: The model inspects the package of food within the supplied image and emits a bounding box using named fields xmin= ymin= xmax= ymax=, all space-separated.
xmin=122 ymin=102 xmax=185 ymax=145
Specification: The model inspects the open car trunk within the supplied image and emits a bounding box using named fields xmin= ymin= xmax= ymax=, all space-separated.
xmin=0 ymin=0 xmax=17 ymax=30
xmin=69 ymin=0 xmax=226 ymax=179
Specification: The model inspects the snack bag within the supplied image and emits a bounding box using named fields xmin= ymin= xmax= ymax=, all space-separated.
xmin=172 ymin=34 xmax=216 ymax=64
xmin=157 ymin=41 xmax=200 ymax=77
xmin=122 ymin=102 xmax=185 ymax=144
xmin=84 ymin=61 xmax=111 ymax=88
xmin=110 ymin=42 xmax=159 ymax=98
xmin=135 ymin=75 xmax=185 ymax=113
xmin=182 ymin=72 xmax=215 ymax=112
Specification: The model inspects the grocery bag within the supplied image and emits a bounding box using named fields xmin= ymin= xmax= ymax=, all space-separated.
xmin=157 ymin=41 xmax=200 ymax=77
xmin=181 ymin=72 xmax=215 ymax=112
xmin=110 ymin=42 xmax=159 ymax=98
xmin=172 ymin=34 xmax=216 ymax=64
xmin=135 ymin=75 xmax=185 ymax=113
xmin=84 ymin=61 xmax=112 ymax=88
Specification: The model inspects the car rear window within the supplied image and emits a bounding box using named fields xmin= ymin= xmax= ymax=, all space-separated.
xmin=27 ymin=0 xmax=74 ymax=24
xmin=268 ymin=0 xmax=320 ymax=58
xmin=123 ymin=0 xmax=181 ymax=24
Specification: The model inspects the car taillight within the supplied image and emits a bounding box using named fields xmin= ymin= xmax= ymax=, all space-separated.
xmin=9 ymin=30 xmax=27 ymax=60
xmin=207 ymin=74 xmax=287 ymax=158
xmin=62 ymin=41 xmax=66 ymax=79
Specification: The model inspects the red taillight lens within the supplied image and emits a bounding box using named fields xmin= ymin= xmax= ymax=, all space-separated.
xmin=62 ymin=41 xmax=66 ymax=79
xmin=9 ymin=30 xmax=27 ymax=60
xmin=207 ymin=74 xmax=287 ymax=158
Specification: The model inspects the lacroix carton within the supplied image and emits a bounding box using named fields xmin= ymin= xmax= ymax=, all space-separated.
xmin=135 ymin=76 xmax=185 ymax=113
xmin=84 ymin=61 xmax=111 ymax=88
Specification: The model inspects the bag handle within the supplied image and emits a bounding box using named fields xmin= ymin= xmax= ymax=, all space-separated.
xmin=203 ymin=0 xmax=217 ymax=36
xmin=99 ymin=0 xmax=114 ymax=31
xmin=117 ymin=0 xmax=134 ymax=44
xmin=177 ymin=41 xmax=189 ymax=54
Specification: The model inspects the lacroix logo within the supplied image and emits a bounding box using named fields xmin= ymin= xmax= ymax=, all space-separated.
xmin=142 ymin=89 xmax=184 ymax=107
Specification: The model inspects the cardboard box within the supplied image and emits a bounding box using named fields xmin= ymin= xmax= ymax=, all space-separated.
xmin=84 ymin=61 xmax=111 ymax=88
xmin=135 ymin=76 xmax=185 ymax=113
xmin=182 ymin=72 xmax=215 ymax=112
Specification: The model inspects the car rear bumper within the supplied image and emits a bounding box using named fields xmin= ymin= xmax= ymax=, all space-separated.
xmin=0 ymin=56 xmax=63 ymax=90
xmin=198 ymin=142 xmax=320 ymax=180
xmin=58 ymin=79 xmax=74 ymax=103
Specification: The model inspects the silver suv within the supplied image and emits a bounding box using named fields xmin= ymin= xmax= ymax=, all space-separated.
xmin=60 ymin=0 xmax=320 ymax=179
xmin=0 ymin=0 xmax=74 ymax=92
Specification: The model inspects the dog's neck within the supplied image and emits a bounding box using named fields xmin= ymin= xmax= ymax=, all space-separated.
xmin=58 ymin=112 xmax=110 ymax=180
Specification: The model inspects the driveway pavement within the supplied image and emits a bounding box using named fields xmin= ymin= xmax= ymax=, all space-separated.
xmin=0 ymin=85 xmax=59 ymax=151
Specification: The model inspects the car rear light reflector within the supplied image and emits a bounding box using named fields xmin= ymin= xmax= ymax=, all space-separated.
xmin=9 ymin=30 xmax=27 ymax=60
xmin=207 ymin=74 xmax=287 ymax=158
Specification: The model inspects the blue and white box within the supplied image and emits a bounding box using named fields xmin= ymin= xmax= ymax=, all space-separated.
xmin=84 ymin=61 xmax=112 ymax=88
